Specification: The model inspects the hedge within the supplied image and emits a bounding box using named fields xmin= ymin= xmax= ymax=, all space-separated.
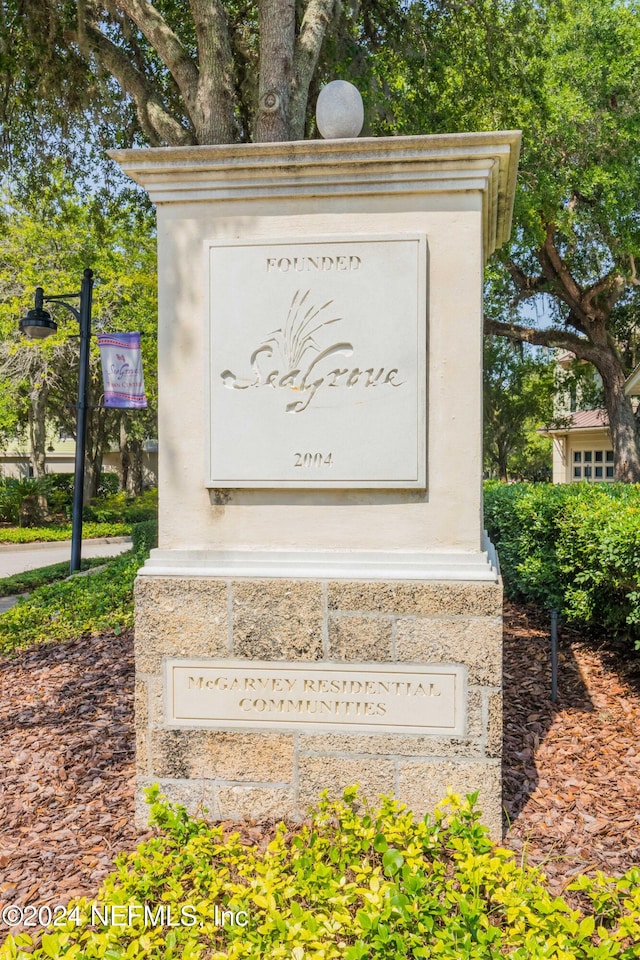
xmin=484 ymin=481 xmax=640 ymax=648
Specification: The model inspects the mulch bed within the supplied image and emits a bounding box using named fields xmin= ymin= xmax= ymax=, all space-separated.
xmin=502 ymin=601 xmax=640 ymax=891
xmin=1 ymin=603 xmax=639 ymax=929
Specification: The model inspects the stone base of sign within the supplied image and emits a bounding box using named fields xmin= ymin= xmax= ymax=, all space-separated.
xmin=134 ymin=569 xmax=503 ymax=839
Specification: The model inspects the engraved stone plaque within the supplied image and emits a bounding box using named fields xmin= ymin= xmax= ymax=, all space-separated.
xmin=207 ymin=235 xmax=427 ymax=488
xmin=167 ymin=660 xmax=464 ymax=735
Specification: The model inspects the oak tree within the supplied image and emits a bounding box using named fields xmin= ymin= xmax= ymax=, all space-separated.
xmin=5 ymin=0 xmax=349 ymax=151
xmin=369 ymin=0 xmax=640 ymax=480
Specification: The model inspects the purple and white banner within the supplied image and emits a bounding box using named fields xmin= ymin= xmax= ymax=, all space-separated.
xmin=97 ymin=332 xmax=147 ymax=409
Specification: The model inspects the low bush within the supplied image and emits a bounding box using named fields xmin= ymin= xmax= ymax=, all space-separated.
xmin=0 ymin=473 xmax=123 ymax=525
xmin=96 ymin=472 xmax=121 ymax=498
xmin=1 ymin=790 xmax=639 ymax=959
xmin=0 ymin=557 xmax=109 ymax=597
xmin=84 ymin=487 xmax=158 ymax=524
xmin=0 ymin=522 xmax=130 ymax=544
xmin=130 ymin=518 xmax=158 ymax=554
xmin=0 ymin=478 xmax=45 ymax=526
xmin=0 ymin=538 xmax=150 ymax=654
xmin=484 ymin=481 xmax=640 ymax=647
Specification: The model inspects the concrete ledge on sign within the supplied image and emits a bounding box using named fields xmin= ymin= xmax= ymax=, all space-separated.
xmin=137 ymin=547 xmax=499 ymax=582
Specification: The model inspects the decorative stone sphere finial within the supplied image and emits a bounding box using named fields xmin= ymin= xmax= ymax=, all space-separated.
xmin=316 ymin=80 xmax=364 ymax=139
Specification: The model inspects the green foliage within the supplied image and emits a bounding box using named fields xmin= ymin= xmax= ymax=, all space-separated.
xmin=0 ymin=474 xmax=125 ymax=527
xmin=0 ymin=522 xmax=130 ymax=544
xmin=40 ymin=473 xmax=122 ymax=521
xmin=0 ymin=478 xmax=45 ymax=526
xmin=2 ymin=789 xmax=639 ymax=959
xmin=0 ymin=540 xmax=148 ymax=654
xmin=484 ymin=481 xmax=640 ymax=646
xmin=96 ymin=473 xmax=121 ymax=498
xmin=0 ymin=170 xmax=158 ymax=497
xmin=368 ymin=0 xmax=640 ymax=474
xmin=84 ymin=488 xmax=158 ymax=524
xmin=0 ymin=557 xmax=109 ymax=597
xmin=483 ymin=338 xmax=554 ymax=481
xmin=130 ymin=519 xmax=158 ymax=555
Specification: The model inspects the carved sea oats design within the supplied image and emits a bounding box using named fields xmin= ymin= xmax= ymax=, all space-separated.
xmin=261 ymin=289 xmax=342 ymax=369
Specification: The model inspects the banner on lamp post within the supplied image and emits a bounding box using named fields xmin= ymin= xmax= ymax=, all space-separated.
xmin=97 ymin=332 xmax=147 ymax=409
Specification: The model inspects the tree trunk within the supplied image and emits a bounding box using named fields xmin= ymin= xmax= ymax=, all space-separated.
xmin=255 ymin=0 xmax=296 ymax=141
xmin=120 ymin=419 xmax=131 ymax=494
xmin=83 ymin=405 xmax=110 ymax=503
xmin=127 ymin=438 xmax=145 ymax=496
xmin=28 ymin=382 xmax=49 ymax=479
xmin=119 ymin=418 xmax=145 ymax=495
xmin=598 ymin=348 xmax=640 ymax=482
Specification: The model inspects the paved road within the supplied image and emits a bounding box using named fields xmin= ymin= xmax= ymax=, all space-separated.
xmin=0 ymin=537 xmax=132 ymax=579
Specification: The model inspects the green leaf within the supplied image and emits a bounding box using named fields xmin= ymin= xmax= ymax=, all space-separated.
xmin=382 ymin=848 xmax=404 ymax=877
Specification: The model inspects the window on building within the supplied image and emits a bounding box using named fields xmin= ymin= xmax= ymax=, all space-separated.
xmin=571 ymin=449 xmax=614 ymax=482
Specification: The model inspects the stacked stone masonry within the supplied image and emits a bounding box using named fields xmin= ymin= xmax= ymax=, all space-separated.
xmin=135 ymin=575 xmax=503 ymax=838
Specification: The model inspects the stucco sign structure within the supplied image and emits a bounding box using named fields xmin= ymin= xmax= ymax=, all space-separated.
xmin=207 ymin=235 xmax=426 ymax=488
xmin=111 ymin=132 xmax=521 ymax=838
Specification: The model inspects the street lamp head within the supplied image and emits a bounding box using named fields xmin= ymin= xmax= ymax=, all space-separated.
xmin=19 ymin=286 xmax=58 ymax=339
xmin=19 ymin=307 xmax=58 ymax=339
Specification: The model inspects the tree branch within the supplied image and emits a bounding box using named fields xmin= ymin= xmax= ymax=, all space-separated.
xmin=113 ymin=0 xmax=200 ymax=118
xmin=582 ymin=269 xmax=627 ymax=318
xmin=83 ymin=23 xmax=195 ymax=145
xmin=537 ymin=224 xmax=589 ymax=330
xmin=505 ymin=259 xmax=547 ymax=299
xmin=290 ymin=0 xmax=338 ymax=140
xmin=484 ymin=316 xmax=599 ymax=364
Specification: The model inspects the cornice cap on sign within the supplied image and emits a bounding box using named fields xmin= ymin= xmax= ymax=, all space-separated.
xmin=110 ymin=131 xmax=521 ymax=260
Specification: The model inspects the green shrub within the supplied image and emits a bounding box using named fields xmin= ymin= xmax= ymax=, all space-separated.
xmin=131 ymin=518 xmax=158 ymax=554
xmin=97 ymin=472 xmax=121 ymax=498
xmin=2 ymin=790 xmax=639 ymax=959
xmin=558 ymin=494 xmax=640 ymax=637
xmin=0 ymin=522 xmax=130 ymax=543
xmin=84 ymin=488 xmax=158 ymax=524
xmin=122 ymin=487 xmax=158 ymax=522
xmin=41 ymin=474 xmax=75 ymax=520
xmin=40 ymin=473 xmax=121 ymax=520
xmin=83 ymin=491 xmax=128 ymax=523
xmin=0 ymin=536 xmax=150 ymax=654
xmin=0 ymin=557 xmax=109 ymax=597
xmin=484 ymin=481 xmax=640 ymax=647
xmin=0 ymin=478 xmax=45 ymax=526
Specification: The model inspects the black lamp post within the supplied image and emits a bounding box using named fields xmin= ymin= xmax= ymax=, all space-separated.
xmin=20 ymin=269 xmax=94 ymax=573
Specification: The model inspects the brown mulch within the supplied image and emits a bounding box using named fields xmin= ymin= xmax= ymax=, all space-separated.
xmin=502 ymin=601 xmax=640 ymax=890
xmin=1 ymin=604 xmax=639 ymax=925
xmin=0 ymin=630 xmax=147 ymax=912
